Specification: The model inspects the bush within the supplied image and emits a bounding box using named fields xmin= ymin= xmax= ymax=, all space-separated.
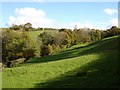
xmin=52 ymin=45 xmax=62 ymax=54
xmin=2 ymin=30 xmax=24 ymax=62
xmin=38 ymin=32 xmax=54 ymax=45
xmin=2 ymin=30 xmax=37 ymax=67
xmin=40 ymin=45 xmax=50 ymax=57
xmin=22 ymin=49 xmax=36 ymax=62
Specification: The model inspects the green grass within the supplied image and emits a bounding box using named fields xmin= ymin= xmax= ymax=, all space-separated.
xmin=2 ymin=35 xmax=120 ymax=88
xmin=28 ymin=30 xmax=58 ymax=40
xmin=28 ymin=31 xmax=44 ymax=39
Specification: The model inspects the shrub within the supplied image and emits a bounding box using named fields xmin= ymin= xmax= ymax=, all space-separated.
xmin=2 ymin=30 xmax=24 ymax=62
xmin=2 ymin=30 xmax=37 ymax=67
xmin=22 ymin=49 xmax=36 ymax=62
xmin=40 ymin=45 xmax=50 ymax=57
xmin=20 ymin=31 xmax=38 ymax=61
xmin=52 ymin=44 xmax=62 ymax=54
xmin=38 ymin=32 xmax=54 ymax=45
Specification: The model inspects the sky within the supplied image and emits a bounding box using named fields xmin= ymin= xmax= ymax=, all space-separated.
xmin=1 ymin=2 xmax=118 ymax=30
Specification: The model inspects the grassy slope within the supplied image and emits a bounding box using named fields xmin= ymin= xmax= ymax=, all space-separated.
xmin=28 ymin=30 xmax=58 ymax=40
xmin=2 ymin=36 xmax=120 ymax=88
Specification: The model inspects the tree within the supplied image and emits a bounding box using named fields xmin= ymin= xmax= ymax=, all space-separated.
xmin=38 ymin=32 xmax=54 ymax=45
xmin=74 ymin=29 xmax=91 ymax=44
xmin=24 ymin=23 xmax=33 ymax=31
xmin=2 ymin=30 xmax=24 ymax=62
xmin=40 ymin=45 xmax=50 ymax=57
xmin=110 ymin=26 xmax=119 ymax=36
xmin=59 ymin=29 xmax=76 ymax=47
xmin=2 ymin=29 xmax=37 ymax=67
xmin=101 ymin=26 xmax=120 ymax=38
xmin=10 ymin=24 xmax=20 ymax=30
xmin=89 ymin=29 xmax=101 ymax=42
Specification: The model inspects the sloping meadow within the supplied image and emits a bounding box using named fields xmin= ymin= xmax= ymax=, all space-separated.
xmin=2 ymin=36 xmax=120 ymax=88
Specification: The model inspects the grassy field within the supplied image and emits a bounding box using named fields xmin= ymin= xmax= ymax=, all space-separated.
xmin=2 ymin=35 xmax=120 ymax=88
xmin=28 ymin=30 xmax=58 ymax=40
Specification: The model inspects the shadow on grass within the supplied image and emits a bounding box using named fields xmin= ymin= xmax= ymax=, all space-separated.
xmin=33 ymin=36 xmax=120 ymax=88
xmin=34 ymin=49 xmax=120 ymax=88
xmin=26 ymin=36 xmax=120 ymax=64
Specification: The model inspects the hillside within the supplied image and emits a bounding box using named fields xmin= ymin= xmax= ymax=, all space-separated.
xmin=28 ymin=30 xmax=59 ymax=40
xmin=2 ymin=36 xmax=120 ymax=88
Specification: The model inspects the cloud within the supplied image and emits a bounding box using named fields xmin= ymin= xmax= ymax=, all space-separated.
xmin=109 ymin=18 xmax=118 ymax=26
xmin=70 ymin=22 xmax=102 ymax=29
xmin=103 ymin=8 xmax=117 ymax=15
xmin=8 ymin=7 xmax=53 ymax=28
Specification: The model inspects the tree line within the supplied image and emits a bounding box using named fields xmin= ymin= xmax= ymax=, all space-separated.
xmin=2 ymin=23 xmax=120 ymax=67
